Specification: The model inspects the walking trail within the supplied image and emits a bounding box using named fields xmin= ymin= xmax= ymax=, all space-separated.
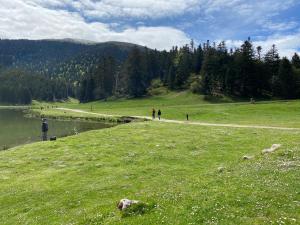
xmin=57 ymin=108 xmax=300 ymax=131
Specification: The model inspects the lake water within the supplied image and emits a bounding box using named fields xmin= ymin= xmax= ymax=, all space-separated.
xmin=0 ymin=109 xmax=114 ymax=149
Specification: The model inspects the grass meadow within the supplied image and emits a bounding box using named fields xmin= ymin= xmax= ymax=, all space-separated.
xmin=1 ymin=92 xmax=299 ymax=224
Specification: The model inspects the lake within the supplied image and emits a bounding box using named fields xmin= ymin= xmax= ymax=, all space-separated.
xmin=0 ymin=109 xmax=114 ymax=149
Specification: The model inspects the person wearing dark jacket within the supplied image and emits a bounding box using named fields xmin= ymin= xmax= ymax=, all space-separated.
xmin=158 ymin=109 xmax=162 ymax=120
xmin=152 ymin=108 xmax=156 ymax=120
xmin=42 ymin=118 xmax=49 ymax=141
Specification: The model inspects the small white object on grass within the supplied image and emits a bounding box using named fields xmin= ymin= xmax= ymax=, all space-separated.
xmin=243 ymin=155 xmax=254 ymax=160
xmin=262 ymin=144 xmax=281 ymax=154
xmin=117 ymin=199 xmax=139 ymax=210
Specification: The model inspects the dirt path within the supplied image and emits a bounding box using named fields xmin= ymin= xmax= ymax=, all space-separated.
xmin=57 ymin=107 xmax=300 ymax=131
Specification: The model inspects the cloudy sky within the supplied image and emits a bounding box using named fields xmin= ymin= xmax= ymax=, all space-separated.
xmin=1 ymin=0 xmax=300 ymax=56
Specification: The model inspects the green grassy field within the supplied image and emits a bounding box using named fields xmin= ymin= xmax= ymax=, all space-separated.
xmin=1 ymin=93 xmax=299 ymax=224
xmin=48 ymin=92 xmax=300 ymax=128
xmin=0 ymin=122 xmax=299 ymax=224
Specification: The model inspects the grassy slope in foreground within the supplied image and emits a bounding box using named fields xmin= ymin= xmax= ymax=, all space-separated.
xmin=0 ymin=122 xmax=299 ymax=224
xmin=54 ymin=92 xmax=300 ymax=128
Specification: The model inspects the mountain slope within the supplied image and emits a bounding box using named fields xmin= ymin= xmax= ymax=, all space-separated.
xmin=0 ymin=39 xmax=144 ymax=80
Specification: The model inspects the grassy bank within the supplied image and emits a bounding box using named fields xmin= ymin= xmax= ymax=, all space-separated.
xmin=0 ymin=122 xmax=299 ymax=224
xmin=29 ymin=107 xmax=146 ymax=124
xmin=46 ymin=92 xmax=300 ymax=128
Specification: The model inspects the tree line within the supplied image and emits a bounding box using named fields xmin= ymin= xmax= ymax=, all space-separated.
xmin=1 ymin=38 xmax=300 ymax=104
xmin=79 ymin=39 xmax=300 ymax=102
xmin=0 ymin=68 xmax=71 ymax=104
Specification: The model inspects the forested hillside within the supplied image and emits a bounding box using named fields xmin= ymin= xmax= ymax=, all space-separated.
xmin=0 ymin=39 xmax=140 ymax=79
xmin=81 ymin=39 xmax=300 ymax=102
xmin=0 ymin=39 xmax=143 ymax=104
xmin=1 ymin=38 xmax=300 ymax=104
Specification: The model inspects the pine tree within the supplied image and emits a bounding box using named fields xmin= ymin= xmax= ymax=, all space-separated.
xmin=265 ymin=44 xmax=280 ymax=95
xmin=167 ymin=65 xmax=176 ymax=89
xmin=233 ymin=40 xmax=259 ymax=97
xmin=292 ymin=53 xmax=300 ymax=69
xmin=256 ymin=46 xmax=262 ymax=60
xmin=123 ymin=47 xmax=147 ymax=97
xmin=193 ymin=45 xmax=204 ymax=74
xmin=174 ymin=45 xmax=192 ymax=88
xmin=85 ymin=76 xmax=95 ymax=102
xmin=103 ymin=57 xmax=116 ymax=97
xmin=21 ymin=88 xmax=32 ymax=104
xmin=278 ymin=57 xmax=296 ymax=99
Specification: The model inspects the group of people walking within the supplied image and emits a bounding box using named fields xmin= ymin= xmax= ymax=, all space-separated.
xmin=152 ymin=108 xmax=189 ymax=121
xmin=152 ymin=108 xmax=162 ymax=120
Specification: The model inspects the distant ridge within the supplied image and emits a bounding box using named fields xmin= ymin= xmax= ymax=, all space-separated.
xmin=1 ymin=38 xmax=146 ymax=48
xmin=43 ymin=38 xmax=98 ymax=45
xmin=49 ymin=38 xmax=147 ymax=48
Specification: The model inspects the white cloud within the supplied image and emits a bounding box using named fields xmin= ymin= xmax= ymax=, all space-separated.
xmin=254 ymin=33 xmax=300 ymax=58
xmin=102 ymin=27 xmax=190 ymax=50
xmin=21 ymin=0 xmax=298 ymax=22
xmin=0 ymin=0 xmax=190 ymax=50
xmin=0 ymin=0 xmax=299 ymax=56
xmin=202 ymin=0 xmax=300 ymax=57
xmin=225 ymin=32 xmax=300 ymax=58
xmin=261 ymin=21 xmax=298 ymax=32
xmin=23 ymin=0 xmax=200 ymax=19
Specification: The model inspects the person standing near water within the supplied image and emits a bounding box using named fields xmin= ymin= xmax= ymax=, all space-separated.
xmin=152 ymin=108 xmax=156 ymax=120
xmin=158 ymin=109 xmax=162 ymax=120
xmin=42 ymin=118 xmax=49 ymax=141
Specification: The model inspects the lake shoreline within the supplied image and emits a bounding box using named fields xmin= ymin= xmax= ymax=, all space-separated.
xmin=0 ymin=108 xmax=116 ymax=150
xmin=0 ymin=105 xmax=30 ymax=109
